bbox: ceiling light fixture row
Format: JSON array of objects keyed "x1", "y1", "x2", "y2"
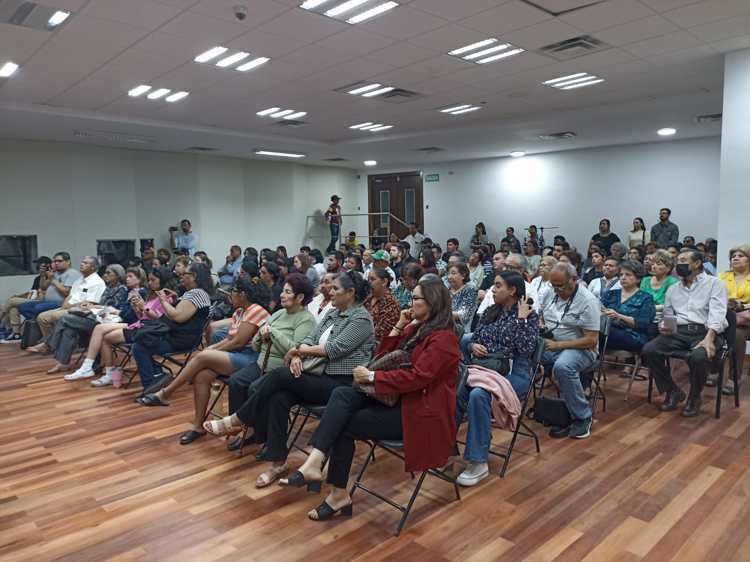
[
  {"x1": 448, "y1": 38, "x2": 525, "y2": 65},
  {"x1": 47, "y1": 10, "x2": 71, "y2": 28},
  {"x1": 349, "y1": 122, "x2": 393, "y2": 132},
  {"x1": 254, "y1": 149, "x2": 306, "y2": 159},
  {"x1": 194, "y1": 46, "x2": 270, "y2": 72},
  {"x1": 128, "y1": 85, "x2": 189, "y2": 103},
  {"x1": 439, "y1": 104, "x2": 481, "y2": 116},
  {"x1": 657, "y1": 127, "x2": 677, "y2": 136},
  {"x1": 0, "y1": 61, "x2": 19, "y2": 78},
  {"x1": 256, "y1": 107, "x2": 308, "y2": 120},
  {"x1": 543, "y1": 72, "x2": 604, "y2": 90},
  {"x1": 300, "y1": 0, "x2": 399, "y2": 24},
  {"x1": 347, "y1": 83, "x2": 395, "y2": 98}
]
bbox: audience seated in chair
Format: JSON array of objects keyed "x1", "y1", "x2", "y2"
[
  {"x1": 364, "y1": 268, "x2": 401, "y2": 342},
  {"x1": 640, "y1": 249, "x2": 678, "y2": 319},
  {"x1": 66, "y1": 267, "x2": 167, "y2": 385},
  {"x1": 294, "y1": 253, "x2": 319, "y2": 289},
  {"x1": 530, "y1": 256, "x2": 557, "y2": 311},
  {"x1": 601, "y1": 260, "x2": 656, "y2": 353},
  {"x1": 587, "y1": 256, "x2": 621, "y2": 300},
  {"x1": 26, "y1": 256, "x2": 104, "y2": 350},
  {"x1": 0, "y1": 256, "x2": 52, "y2": 343},
  {"x1": 447, "y1": 263, "x2": 478, "y2": 333},
  {"x1": 642, "y1": 250, "x2": 728, "y2": 417},
  {"x1": 455, "y1": 271, "x2": 539, "y2": 486},
  {"x1": 307, "y1": 272, "x2": 335, "y2": 324},
  {"x1": 272, "y1": 274, "x2": 461, "y2": 522},
  {"x1": 218, "y1": 245, "x2": 243, "y2": 287},
  {"x1": 260, "y1": 262, "x2": 283, "y2": 313},
  {"x1": 540, "y1": 263, "x2": 601, "y2": 439},
  {"x1": 393, "y1": 263, "x2": 424, "y2": 310},
  {"x1": 203, "y1": 271, "x2": 375, "y2": 490},
  {"x1": 719, "y1": 245, "x2": 750, "y2": 394}
]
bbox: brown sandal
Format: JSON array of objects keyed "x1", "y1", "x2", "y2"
[
  {"x1": 203, "y1": 416, "x2": 244, "y2": 437},
  {"x1": 256, "y1": 464, "x2": 289, "y2": 488}
]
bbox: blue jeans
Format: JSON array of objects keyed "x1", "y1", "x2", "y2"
[
  {"x1": 212, "y1": 327, "x2": 229, "y2": 345},
  {"x1": 327, "y1": 222, "x2": 340, "y2": 253},
  {"x1": 131, "y1": 340, "x2": 176, "y2": 389},
  {"x1": 17, "y1": 300, "x2": 61, "y2": 320},
  {"x1": 460, "y1": 333, "x2": 473, "y2": 363},
  {"x1": 456, "y1": 356, "x2": 532, "y2": 462},
  {"x1": 541, "y1": 348, "x2": 595, "y2": 421}
]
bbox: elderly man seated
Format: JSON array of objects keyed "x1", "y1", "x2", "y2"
[
  {"x1": 540, "y1": 263, "x2": 601, "y2": 439},
  {"x1": 642, "y1": 250, "x2": 728, "y2": 417},
  {"x1": 218, "y1": 245, "x2": 243, "y2": 287},
  {"x1": 26, "y1": 256, "x2": 106, "y2": 352}
]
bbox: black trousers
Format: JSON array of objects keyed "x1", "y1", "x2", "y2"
[
  {"x1": 642, "y1": 327, "x2": 722, "y2": 399},
  {"x1": 47, "y1": 314, "x2": 96, "y2": 365},
  {"x1": 235, "y1": 367, "x2": 352, "y2": 462},
  {"x1": 310, "y1": 386, "x2": 402, "y2": 489},
  {"x1": 227, "y1": 362, "x2": 263, "y2": 414}
]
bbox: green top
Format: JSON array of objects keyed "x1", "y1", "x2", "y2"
[
  {"x1": 251, "y1": 307, "x2": 316, "y2": 371},
  {"x1": 639, "y1": 275, "x2": 678, "y2": 305}
]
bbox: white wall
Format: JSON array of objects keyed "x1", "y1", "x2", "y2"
[
  {"x1": 354, "y1": 136, "x2": 721, "y2": 259},
  {"x1": 0, "y1": 140, "x2": 359, "y2": 300}
]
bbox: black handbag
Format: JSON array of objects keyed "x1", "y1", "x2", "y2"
[
  {"x1": 20, "y1": 320, "x2": 42, "y2": 349},
  {"x1": 471, "y1": 353, "x2": 510, "y2": 375},
  {"x1": 131, "y1": 318, "x2": 171, "y2": 348},
  {"x1": 529, "y1": 396, "x2": 572, "y2": 428}
]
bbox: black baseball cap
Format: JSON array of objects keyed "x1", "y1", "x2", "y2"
[
  {"x1": 34, "y1": 256, "x2": 52, "y2": 265},
  {"x1": 331, "y1": 195, "x2": 341, "y2": 201}
]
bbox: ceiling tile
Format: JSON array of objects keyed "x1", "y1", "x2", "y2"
[
  {"x1": 355, "y1": 5, "x2": 449, "y2": 41},
  {"x1": 449, "y1": 51, "x2": 555, "y2": 84},
  {"x1": 276, "y1": 44, "x2": 359, "y2": 76},
  {"x1": 710, "y1": 33, "x2": 750, "y2": 52},
  {"x1": 293, "y1": 58, "x2": 397, "y2": 92},
  {"x1": 159, "y1": 10, "x2": 249, "y2": 42},
  {"x1": 409, "y1": 0, "x2": 506, "y2": 21},
  {"x1": 189, "y1": 0, "x2": 289, "y2": 25},
  {"x1": 254, "y1": 9, "x2": 348, "y2": 42},
  {"x1": 501, "y1": 18, "x2": 583, "y2": 50},
  {"x1": 37, "y1": 0, "x2": 89, "y2": 9},
  {"x1": 560, "y1": 0, "x2": 657, "y2": 31},
  {"x1": 227, "y1": 30, "x2": 309, "y2": 57},
  {"x1": 639, "y1": 0, "x2": 702, "y2": 11},
  {"x1": 0, "y1": 23, "x2": 49, "y2": 62},
  {"x1": 408, "y1": 23, "x2": 492, "y2": 53},
  {"x1": 623, "y1": 29, "x2": 704, "y2": 56},
  {"x1": 47, "y1": 72, "x2": 130, "y2": 110},
  {"x1": 399, "y1": 55, "x2": 473, "y2": 79},
  {"x1": 595, "y1": 14, "x2": 680, "y2": 46},
  {"x1": 662, "y1": 0, "x2": 750, "y2": 27},
  {"x1": 365, "y1": 42, "x2": 436, "y2": 68},
  {"x1": 525, "y1": 0, "x2": 609, "y2": 14},
  {"x1": 569, "y1": 47, "x2": 639, "y2": 69},
  {"x1": 82, "y1": 0, "x2": 183, "y2": 29},
  {"x1": 99, "y1": 47, "x2": 186, "y2": 81},
  {"x1": 645, "y1": 44, "x2": 720, "y2": 65},
  {"x1": 312, "y1": 28, "x2": 395, "y2": 58},
  {"x1": 460, "y1": 1, "x2": 552, "y2": 35},
  {"x1": 688, "y1": 15, "x2": 750, "y2": 42},
  {"x1": 133, "y1": 31, "x2": 217, "y2": 59}
]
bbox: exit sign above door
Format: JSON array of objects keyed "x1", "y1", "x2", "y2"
[{"x1": 425, "y1": 174, "x2": 439, "y2": 182}]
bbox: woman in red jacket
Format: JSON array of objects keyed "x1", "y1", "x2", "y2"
[{"x1": 278, "y1": 273, "x2": 461, "y2": 521}]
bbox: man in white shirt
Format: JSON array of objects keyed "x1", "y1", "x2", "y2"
[
  {"x1": 307, "y1": 272, "x2": 336, "y2": 324},
  {"x1": 642, "y1": 249, "x2": 728, "y2": 417},
  {"x1": 402, "y1": 223, "x2": 425, "y2": 260},
  {"x1": 29, "y1": 256, "x2": 106, "y2": 348}
]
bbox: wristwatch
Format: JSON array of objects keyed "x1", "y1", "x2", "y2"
[{"x1": 368, "y1": 370, "x2": 375, "y2": 383}]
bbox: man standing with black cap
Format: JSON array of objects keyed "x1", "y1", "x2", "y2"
[{"x1": 325, "y1": 195, "x2": 342, "y2": 253}]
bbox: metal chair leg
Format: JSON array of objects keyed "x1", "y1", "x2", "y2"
[
  {"x1": 350, "y1": 441, "x2": 376, "y2": 497},
  {"x1": 624, "y1": 356, "x2": 642, "y2": 402},
  {"x1": 395, "y1": 471, "x2": 427, "y2": 536}
]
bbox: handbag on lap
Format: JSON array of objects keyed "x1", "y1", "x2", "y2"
[{"x1": 352, "y1": 349, "x2": 411, "y2": 407}]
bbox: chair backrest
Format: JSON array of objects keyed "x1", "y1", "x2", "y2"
[{"x1": 598, "y1": 316, "x2": 611, "y2": 356}]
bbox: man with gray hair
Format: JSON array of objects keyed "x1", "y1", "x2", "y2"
[{"x1": 540, "y1": 262, "x2": 601, "y2": 439}]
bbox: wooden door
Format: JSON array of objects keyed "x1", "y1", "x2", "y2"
[{"x1": 368, "y1": 172, "x2": 423, "y2": 245}]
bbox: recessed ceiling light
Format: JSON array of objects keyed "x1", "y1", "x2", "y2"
[
  {"x1": 216, "y1": 51, "x2": 249, "y2": 68},
  {"x1": 271, "y1": 109, "x2": 295, "y2": 118},
  {"x1": 47, "y1": 10, "x2": 70, "y2": 27},
  {"x1": 543, "y1": 73, "x2": 587, "y2": 85},
  {"x1": 128, "y1": 84, "x2": 151, "y2": 97},
  {"x1": 257, "y1": 107, "x2": 281, "y2": 116},
  {"x1": 439, "y1": 104, "x2": 481, "y2": 116},
  {"x1": 560, "y1": 78, "x2": 604, "y2": 89},
  {"x1": 359, "y1": 123, "x2": 383, "y2": 130},
  {"x1": 284, "y1": 111, "x2": 307, "y2": 120},
  {"x1": 254, "y1": 149, "x2": 306, "y2": 158},
  {"x1": 350, "y1": 122, "x2": 393, "y2": 132},
  {"x1": 448, "y1": 38, "x2": 498, "y2": 56},
  {"x1": 362, "y1": 86, "x2": 395, "y2": 98},
  {"x1": 194, "y1": 46, "x2": 228, "y2": 63},
  {"x1": 348, "y1": 83, "x2": 382, "y2": 95},
  {"x1": 350, "y1": 122, "x2": 374, "y2": 129},
  {"x1": 477, "y1": 48, "x2": 525, "y2": 64},
  {"x1": 300, "y1": 0, "x2": 331, "y2": 8},
  {"x1": 544, "y1": 72, "x2": 604, "y2": 90},
  {"x1": 448, "y1": 38, "x2": 524, "y2": 65},
  {"x1": 347, "y1": 1, "x2": 398, "y2": 23},
  {"x1": 0, "y1": 62, "x2": 19, "y2": 78},
  {"x1": 463, "y1": 43, "x2": 510, "y2": 60},
  {"x1": 364, "y1": 160, "x2": 377, "y2": 167},
  {"x1": 450, "y1": 107, "x2": 481, "y2": 115},
  {"x1": 510, "y1": 151, "x2": 526, "y2": 158},
  {"x1": 147, "y1": 88, "x2": 171, "y2": 100},
  {"x1": 657, "y1": 127, "x2": 677, "y2": 136},
  {"x1": 369, "y1": 125, "x2": 392, "y2": 132},
  {"x1": 326, "y1": 0, "x2": 370, "y2": 17},
  {"x1": 165, "y1": 91, "x2": 189, "y2": 103},
  {"x1": 440, "y1": 104, "x2": 471, "y2": 113},
  {"x1": 236, "y1": 57, "x2": 270, "y2": 72}
]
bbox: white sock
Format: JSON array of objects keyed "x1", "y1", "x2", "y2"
[
  {"x1": 105, "y1": 366, "x2": 114, "y2": 375},
  {"x1": 82, "y1": 358, "x2": 95, "y2": 371}
]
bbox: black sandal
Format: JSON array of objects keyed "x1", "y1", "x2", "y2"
[
  {"x1": 280, "y1": 470, "x2": 322, "y2": 492},
  {"x1": 180, "y1": 430, "x2": 205, "y2": 445},
  {"x1": 309, "y1": 501, "x2": 353, "y2": 521},
  {"x1": 137, "y1": 393, "x2": 169, "y2": 407}
]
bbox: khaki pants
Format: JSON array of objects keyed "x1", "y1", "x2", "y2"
[
  {"x1": 38, "y1": 308, "x2": 67, "y2": 338},
  {"x1": 1, "y1": 296, "x2": 33, "y2": 333}
]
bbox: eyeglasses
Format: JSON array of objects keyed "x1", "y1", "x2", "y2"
[{"x1": 412, "y1": 296, "x2": 425, "y2": 301}]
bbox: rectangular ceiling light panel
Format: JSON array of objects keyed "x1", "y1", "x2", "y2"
[
  {"x1": 438, "y1": 104, "x2": 481, "y2": 116},
  {"x1": 254, "y1": 149, "x2": 306, "y2": 158},
  {"x1": 300, "y1": 0, "x2": 398, "y2": 24},
  {"x1": 448, "y1": 38, "x2": 524, "y2": 65},
  {"x1": 257, "y1": 107, "x2": 308, "y2": 120},
  {"x1": 350, "y1": 122, "x2": 393, "y2": 132},
  {"x1": 0, "y1": 2, "x2": 72, "y2": 32},
  {"x1": 543, "y1": 72, "x2": 604, "y2": 90},
  {"x1": 128, "y1": 85, "x2": 189, "y2": 102},
  {"x1": 195, "y1": 46, "x2": 270, "y2": 72}
]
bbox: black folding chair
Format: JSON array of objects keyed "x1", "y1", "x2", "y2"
[{"x1": 350, "y1": 439, "x2": 461, "y2": 536}]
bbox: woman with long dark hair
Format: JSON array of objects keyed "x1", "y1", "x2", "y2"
[
  {"x1": 419, "y1": 248, "x2": 439, "y2": 276},
  {"x1": 627, "y1": 217, "x2": 650, "y2": 248},
  {"x1": 276, "y1": 273, "x2": 461, "y2": 522}
]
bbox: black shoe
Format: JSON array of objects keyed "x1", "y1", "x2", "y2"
[
  {"x1": 142, "y1": 373, "x2": 170, "y2": 395},
  {"x1": 569, "y1": 417, "x2": 592, "y2": 439},
  {"x1": 681, "y1": 398, "x2": 702, "y2": 417},
  {"x1": 180, "y1": 430, "x2": 206, "y2": 445},
  {"x1": 227, "y1": 433, "x2": 257, "y2": 452},
  {"x1": 137, "y1": 393, "x2": 169, "y2": 407},
  {"x1": 256, "y1": 445, "x2": 270, "y2": 461},
  {"x1": 549, "y1": 425, "x2": 570, "y2": 439},
  {"x1": 308, "y1": 501, "x2": 353, "y2": 521},
  {"x1": 280, "y1": 470, "x2": 323, "y2": 492},
  {"x1": 659, "y1": 388, "x2": 687, "y2": 411}
]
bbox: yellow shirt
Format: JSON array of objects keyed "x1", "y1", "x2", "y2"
[{"x1": 719, "y1": 271, "x2": 750, "y2": 304}]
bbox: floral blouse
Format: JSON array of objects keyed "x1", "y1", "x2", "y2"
[
  {"x1": 364, "y1": 292, "x2": 401, "y2": 340},
  {"x1": 601, "y1": 288, "x2": 656, "y2": 344},
  {"x1": 392, "y1": 284, "x2": 413, "y2": 310},
  {"x1": 472, "y1": 304, "x2": 539, "y2": 358},
  {"x1": 451, "y1": 284, "x2": 478, "y2": 331}
]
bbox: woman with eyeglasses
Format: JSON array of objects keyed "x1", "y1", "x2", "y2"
[{"x1": 203, "y1": 271, "x2": 375, "y2": 489}]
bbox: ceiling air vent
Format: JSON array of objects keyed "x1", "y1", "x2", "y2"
[
  {"x1": 377, "y1": 88, "x2": 422, "y2": 103},
  {"x1": 275, "y1": 119, "x2": 306, "y2": 127},
  {"x1": 538, "y1": 131, "x2": 577, "y2": 140},
  {"x1": 694, "y1": 113, "x2": 722, "y2": 124},
  {"x1": 323, "y1": 157, "x2": 349, "y2": 162},
  {"x1": 539, "y1": 35, "x2": 610, "y2": 61},
  {"x1": 184, "y1": 146, "x2": 217, "y2": 152},
  {"x1": 73, "y1": 129, "x2": 154, "y2": 145},
  {"x1": 415, "y1": 146, "x2": 445, "y2": 153}
]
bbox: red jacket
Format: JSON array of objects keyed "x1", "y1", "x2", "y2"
[{"x1": 374, "y1": 325, "x2": 460, "y2": 472}]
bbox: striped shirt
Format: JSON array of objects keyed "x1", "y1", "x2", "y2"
[
  {"x1": 302, "y1": 303, "x2": 375, "y2": 376},
  {"x1": 228, "y1": 303, "x2": 270, "y2": 338},
  {"x1": 182, "y1": 288, "x2": 211, "y2": 309}
]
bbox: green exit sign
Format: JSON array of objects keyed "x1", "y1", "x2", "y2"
[{"x1": 425, "y1": 174, "x2": 439, "y2": 182}]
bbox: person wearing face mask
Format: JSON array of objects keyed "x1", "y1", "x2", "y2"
[{"x1": 642, "y1": 250, "x2": 728, "y2": 417}]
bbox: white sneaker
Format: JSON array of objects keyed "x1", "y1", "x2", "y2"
[
  {"x1": 456, "y1": 462, "x2": 489, "y2": 487},
  {"x1": 91, "y1": 373, "x2": 113, "y2": 387},
  {"x1": 64, "y1": 368, "x2": 95, "y2": 381}
]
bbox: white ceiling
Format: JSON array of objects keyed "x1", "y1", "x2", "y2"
[{"x1": 0, "y1": 0, "x2": 742, "y2": 167}]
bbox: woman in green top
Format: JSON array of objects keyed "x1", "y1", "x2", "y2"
[
  {"x1": 225, "y1": 273, "x2": 316, "y2": 450},
  {"x1": 639, "y1": 249, "x2": 678, "y2": 315}
]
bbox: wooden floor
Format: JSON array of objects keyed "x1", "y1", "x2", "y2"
[{"x1": 2, "y1": 346, "x2": 750, "y2": 562}]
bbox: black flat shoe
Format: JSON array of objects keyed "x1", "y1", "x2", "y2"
[
  {"x1": 549, "y1": 425, "x2": 570, "y2": 439},
  {"x1": 681, "y1": 398, "x2": 702, "y2": 418},
  {"x1": 659, "y1": 388, "x2": 686, "y2": 411},
  {"x1": 308, "y1": 501, "x2": 353, "y2": 521},
  {"x1": 137, "y1": 393, "x2": 169, "y2": 407},
  {"x1": 256, "y1": 445, "x2": 270, "y2": 461},
  {"x1": 180, "y1": 430, "x2": 206, "y2": 445},
  {"x1": 280, "y1": 470, "x2": 322, "y2": 492}
]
